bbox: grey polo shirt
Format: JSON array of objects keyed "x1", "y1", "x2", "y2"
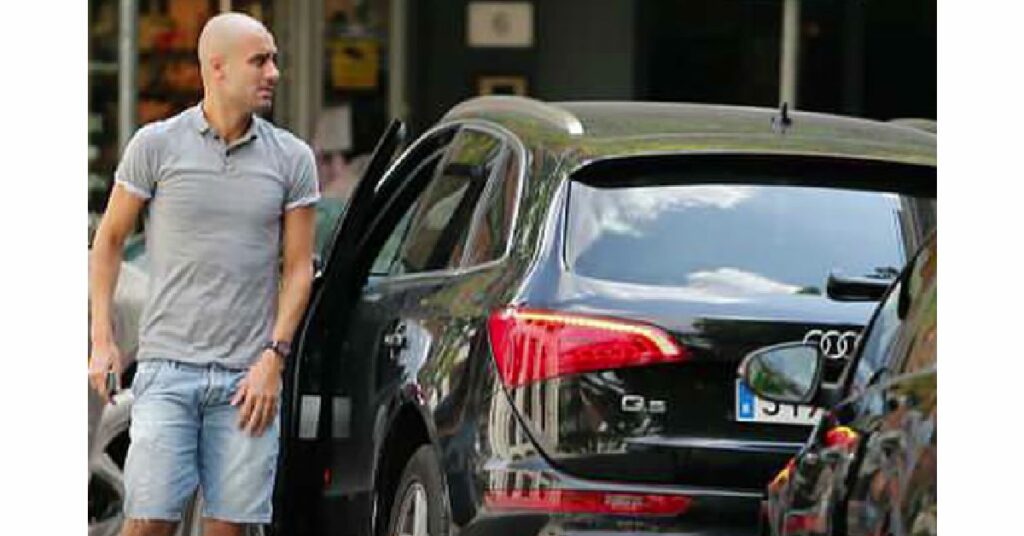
[{"x1": 115, "y1": 104, "x2": 320, "y2": 369}]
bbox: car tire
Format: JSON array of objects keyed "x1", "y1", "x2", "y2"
[
  {"x1": 385, "y1": 445, "x2": 451, "y2": 536},
  {"x1": 88, "y1": 389, "x2": 133, "y2": 536}
]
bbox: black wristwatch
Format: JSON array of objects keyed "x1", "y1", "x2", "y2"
[{"x1": 264, "y1": 340, "x2": 292, "y2": 360}]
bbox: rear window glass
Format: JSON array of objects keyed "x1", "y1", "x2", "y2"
[{"x1": 567, "y1": 181, "x2": 926, "y2": 297}]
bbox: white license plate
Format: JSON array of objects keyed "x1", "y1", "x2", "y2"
[{"x1": 735, "y1": 380, "x2": 820, "y2": 426}]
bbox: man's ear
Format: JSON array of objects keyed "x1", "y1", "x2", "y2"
[{"x1": 210, "y1": 53, "x2": 227, "y2": 80}]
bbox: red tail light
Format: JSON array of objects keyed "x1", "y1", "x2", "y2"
[
  {"x1": 485, "y1": 488, "x2": 693, "y2": 517},
  {"x1": 487, "y1": 307, "x2": 688, "y2": 388}
]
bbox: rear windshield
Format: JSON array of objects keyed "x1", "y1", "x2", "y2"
[{"x1": 567, "y1": 177, "x2": 933, "y2": 297}]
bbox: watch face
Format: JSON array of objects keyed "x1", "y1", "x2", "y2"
[{"x1": 268, "y1": 341, "x2": 291, "y2": 356}]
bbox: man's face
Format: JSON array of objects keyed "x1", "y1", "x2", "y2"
[{"x1": 221, "y1": 29, "x2": 279, "y2": 114}]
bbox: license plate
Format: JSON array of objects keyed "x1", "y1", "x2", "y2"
[{"x1": 735, "y1": 380, "x2": 819, "y2": 426}]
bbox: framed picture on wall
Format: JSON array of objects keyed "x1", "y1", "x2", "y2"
[
  {"x1": 467, "y1": 2, "x2": 534, "y2": 48},
  {"x1": 477, "y1": 75, "x2": 529, "y2": 96}
]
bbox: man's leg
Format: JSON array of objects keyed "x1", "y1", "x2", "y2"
[
  {"x1": 122, "y1": 361, "x2": 202, "y2": 532},
  {"x1": 120, "y1": 519, "x2": 177, "y2": 536},
  {"x1": 202, "y1": 518, "x2": 247, "y2": 536},
  {"x1": 198, "y1": 366, "x2": 280, "y2": 529}
]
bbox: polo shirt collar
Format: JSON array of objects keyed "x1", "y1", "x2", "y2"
[{"x1": 192, "y1": 102, "x2": 259, "y2": 145}]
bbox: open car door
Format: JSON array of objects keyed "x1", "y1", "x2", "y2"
[{"x1": 273, "y1": 119, "x2": 407, "y2": 536}]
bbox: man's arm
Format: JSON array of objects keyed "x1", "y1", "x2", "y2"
[
  {"x1": 271, "y1": 205, "x2": 317, "y2": 347},
  {"x1": 89, "y1": 185, "x2": 147, "y2": 401},
  {"x1": 234, "y1": 205, "x2": 316, "y2": 435}
]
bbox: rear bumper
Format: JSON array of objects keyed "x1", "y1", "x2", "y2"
[
  {"x1": 458, "y1": 507, "x2": 761, "y2": 536},
  {"x1": 553, "y1": 435, "x2": 804, "y2": 492},
  {"x1": 457, "y1": 453, "x2": 764, "y2": 536}
]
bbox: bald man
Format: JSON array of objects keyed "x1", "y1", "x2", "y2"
[{"x1": 89, "y1": 13, "x2": 318, "y2": 536}]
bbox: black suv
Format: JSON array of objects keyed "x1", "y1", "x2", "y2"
[
  {"x1": 276, "y1": 98, "x2": 935, "y2": 535},
  {"x1": 88, "y1": 97, "x2": 936, "y2": 536}
]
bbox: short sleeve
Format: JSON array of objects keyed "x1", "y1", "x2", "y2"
[
  {"x1": 114, "y1": 125, "x2": 160, "y2": 200},
  {"x1": 285, "y1": 143, "x2": 321, "y2": 211}
]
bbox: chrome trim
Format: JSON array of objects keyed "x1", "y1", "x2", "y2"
[
  {"x1": 625, "y1": 436, "x2": 805, "y2": 454},
  {"x1": 372, "y1": 122, "x2": 461, "y2": 196},
  {"x1": 298, "y1": 395, "x2": 321, "y2": 440},
  {"x1": 481, "y1": 458, "x2": 764, "y2": 499}
]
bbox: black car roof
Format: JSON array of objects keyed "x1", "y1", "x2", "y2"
[{"x1": 440, "y1": 97, "x2": 936, "y2": 167}]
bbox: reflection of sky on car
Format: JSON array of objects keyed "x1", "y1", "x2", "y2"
[
  {"x1": 685, "y1": 267, "x2": 801, "y2": 295},
  {"x1": 587, "y1": 185, "x2": 757, "y2": 237},
  {"x1": 569, "y1": 183, "x2": 907, "y2": 295}
]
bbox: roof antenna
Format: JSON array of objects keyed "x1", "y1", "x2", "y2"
[{"x1": 772, "y1": 102, "x2": 793, "y2": 134}]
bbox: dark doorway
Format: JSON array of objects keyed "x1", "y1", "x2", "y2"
[{"x1": 636, "y1": 0, "x2": 782, "y2": 108}]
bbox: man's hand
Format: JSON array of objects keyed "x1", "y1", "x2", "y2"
[
  {"x1": 232, "y1": 349, "x2": 285, "y2": 436},
  {"x1": 89, "y1": 341, "x2": 124, "y2": 403}
]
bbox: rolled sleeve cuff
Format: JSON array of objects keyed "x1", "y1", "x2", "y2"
[
  {"x1": 115, "y1": 179, "x2": 153, "y2": 200},
  {"x1": 285, "y1": 193, "x2": 320, "y2": 211}
]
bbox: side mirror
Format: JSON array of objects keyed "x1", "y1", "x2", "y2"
[{"x1": 739, "y1": 342, "x2": 823, "y2": 405}]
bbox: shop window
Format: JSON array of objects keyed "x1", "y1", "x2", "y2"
[
  {"x1": 88, "y1": 0, "x2": 273, "y2": 243},
  {"x1": 89, "y1": 0, "x2": 122, "y2": 234},
  {"x1": 136, "y1": 1, "x2": 272, "y2": 125},
  {"x1": 315, "y1": 0, "x2": 392, "y2": 213}
]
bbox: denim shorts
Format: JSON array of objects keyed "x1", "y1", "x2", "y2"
[{"x1": 123, "y1": 359, "x2": 280, "y2": 524}]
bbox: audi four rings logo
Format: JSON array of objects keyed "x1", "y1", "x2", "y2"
[{"x1": 803, "y1": 329, "x2": 861, "y2": 360}]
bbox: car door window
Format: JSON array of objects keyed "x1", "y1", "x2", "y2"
[
  {"x1": 369, "y1": 150, "x2": 444, "y2": 276},
  {"x1": 461, "y1": 144, "x2": 520, "y2": 266},
  {"x1": 848, "y1": 280, "x2": 903, "y2": 396},
  {"x1": 892, "y1": 239, "x2": 937, "y2": 375},
  {"x1": 389, "y1": 128, "x2": 505, "y2": 275}
]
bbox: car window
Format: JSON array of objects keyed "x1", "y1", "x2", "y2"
[
  {"x1": 389, "y1": 128, "x2": 504, "y2": 275},
  {"x1": 368, "y1": 148, "x2": 447, "y2": 276},
  {"x1": 845, "y1": 234, "x2": 936, "y2": 397},
  {"x1": 892, "y1": 238, "x2": 937, "y2": 375},
  {"x1": 849, "y1": 280, "x2": 903, "y2": 394},
  {"x1": 461, "y1": 144, "x2": 519, "y2": 266},
  {"x1": 369, "y1": 174, "x2": 430, "y2": 277},
  {"x1": 567, "y1": 181, "x2": 915, "y2": 295}
]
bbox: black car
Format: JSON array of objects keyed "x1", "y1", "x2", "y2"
[
  {"x1": 740, "y1": 233, "x2": 937, "y2": 536},
  {"x1": 88, "y1": 97, "x2": 936, "y2": 536}
]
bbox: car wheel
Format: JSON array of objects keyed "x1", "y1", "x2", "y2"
[
  {"x1": 385, "y1": 445, "x2": 451, "y2": 536},
  {"x1": 88, "y1": 390, "x2": 133, "y2": 536}
]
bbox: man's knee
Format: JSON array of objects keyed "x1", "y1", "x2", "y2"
[{"x1": 120, "y1": 518, "x2": 178, "y2": 536}]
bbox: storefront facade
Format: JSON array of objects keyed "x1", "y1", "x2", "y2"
[{"x1": 88, "y1": 0, "x2": 935, "y2": 240}]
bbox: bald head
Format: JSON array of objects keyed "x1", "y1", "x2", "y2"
[
  {"x1": 198, "y1": 12, "x2": 270, "y2": 70},
  {"x1": 196, "y1": 12, "x2": 279, "y2": 114}
]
